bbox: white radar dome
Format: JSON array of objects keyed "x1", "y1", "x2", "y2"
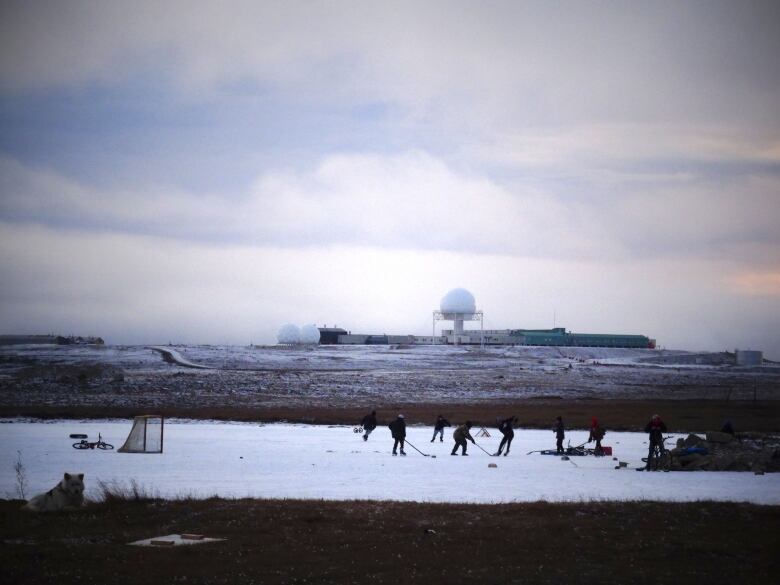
[
  {"x1": 440, "y1": 288, "x2": 476, "y2": 314},
  {"x1": 277, "y1": 323, "x2": 301, "y2": 344},
  {"x1": 299, "y1": 324, "x2": 321, "y2": 345}
]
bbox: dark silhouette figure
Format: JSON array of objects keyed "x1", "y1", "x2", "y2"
[
  {"x1": 451, "y1": 421, "x2": 475, "y2": 456},
  {"x1": 554, "y1": 416, "x2": 565, "y2": 454},
  {"x1": 361, "y1": 410, "x2": 377, "y2": 441},
  {"x1": 389, "y1": 414, "x2": 406, "y2": 456},
  {"x1": 431, "y1": 414, "x2": 451, "y2": 442},
  {"x1": 495, "y1": 416, "x2": 517, "y2": 456}
]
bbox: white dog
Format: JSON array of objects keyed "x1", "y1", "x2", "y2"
[{"x1": 24, "y1": 473, "x2": 85, "y2": 512}]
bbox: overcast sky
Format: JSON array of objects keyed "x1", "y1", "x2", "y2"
[{"x1": 1, "y1": 1, "x2": 779, "y2": 357}]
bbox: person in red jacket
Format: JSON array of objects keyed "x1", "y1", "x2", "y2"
[
  {"x1": 644, "y1": 414, "x2": 667, "y2": 468},
  {"x1": 588, "y1": 417, "x2": 605, "y2": 455}
]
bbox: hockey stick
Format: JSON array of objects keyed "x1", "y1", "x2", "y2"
[
  {"x1": 473, "y1": 441, "x2": 496, "y2": 457},
  {"x1": 405, "y1": 439, "x2": 436, "y2": 458},
  {"x1": 528, "y1": 439, "x2": 588, "y2": 455}
]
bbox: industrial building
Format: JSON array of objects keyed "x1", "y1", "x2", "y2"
[
  {"x1": 0, "y1": 334, "x2": 104, "y2": 346},
  {"x1": 438, "y1": 327, "x2": 655, "y2": 348},
  {"x1": 324, "y1": 327, "x2": 654, "y2": 348},
  {"x1": 312, "y1": 288, "x2": 657, "y2": 349}
]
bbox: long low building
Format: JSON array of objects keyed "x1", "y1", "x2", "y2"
[
  {"x1": 440, "y1": 327, "x2": 655, "y2": 348},
  {"x1": 0, "y1": 334, "x2": 105, "y2": 346},
  {"x1": 321, "y1": 326, "x2": 655, "y2": 348}
]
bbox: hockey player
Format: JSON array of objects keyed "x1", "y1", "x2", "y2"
[
  {"x1": 431, "y1": 414, "x2": 451, "y2": 442},
  {"x1": 451, "y1": 421, "x2": 475, "y2": 456},
  {"x1": 494, "y1": 416, "x2": 517, "y2": 456},
  {"x1": 554, "y1": 416, "x2": 565, "y2": 454},
  {"x1": 388, "y1": 414, "x2": 406, "y2": 456},
  {"x1": 361, "y1": 410, "x2": 377, "y2": 441}
]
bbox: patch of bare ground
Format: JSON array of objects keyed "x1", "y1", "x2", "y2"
[
  {"x1": 1, "y1": 498, "x2": 778, "y2": 585},
  {"x1": 2, "y1": 399, "x2": 779, "y2": 433}
]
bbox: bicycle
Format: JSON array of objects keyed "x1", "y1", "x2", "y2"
[
  {"x1": 641, "y1": 435, "x2": 673, "y2": 471},
  {"x1": 72, "y1": 433, "x2": 114, "y2": 450}
]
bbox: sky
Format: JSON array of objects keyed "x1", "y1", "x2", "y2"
[{"x1": 0, "y1": 1, "x2": 779, "y2": 357}]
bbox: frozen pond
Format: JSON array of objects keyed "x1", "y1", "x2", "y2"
[{"x1": 1, "y1": 420, "x2": 778, "y2": 504}]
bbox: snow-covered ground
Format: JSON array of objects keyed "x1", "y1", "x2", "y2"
[
  {"x1": 2, "y1": 420, "x2": 777, "y2": 504},
  {"x1": 3, "y1": 342, "x2": 769, "y2": 373},
  {"x1": 3, "y1": 344, "x2": 777, "y2": 409}
]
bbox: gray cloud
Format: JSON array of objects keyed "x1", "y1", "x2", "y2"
[
  {"x1": 1, "y1": 1, "x2": 778, "y2": 355},
  {"x1": 3, "y1": 2, "x2": 779, "y2": 125},
  {"x1": 2, "y1": 153, "x2": 779, "y2": 265}
]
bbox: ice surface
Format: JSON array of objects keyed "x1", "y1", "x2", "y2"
[{"x1": 2, "y1": 421, "x2": 777, "y2": 504}]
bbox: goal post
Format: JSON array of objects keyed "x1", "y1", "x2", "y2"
[{"x1": 118, "y1": 415, "x2": 164, "y2": 453}]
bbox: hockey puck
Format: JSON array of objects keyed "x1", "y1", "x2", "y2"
[{"x1": 69, "y1": 433, "x2": 88, "y2": 439}]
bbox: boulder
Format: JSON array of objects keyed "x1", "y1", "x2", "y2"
[
  {"x1": 680, "y1": 434, "x2": 707, "y2": 448},
  {"x1": 683, "y1": 455, "x2": 713, "y2": 470},
  {"x1": 706, "y1": 431, "x2": 735, "y2": 444}
]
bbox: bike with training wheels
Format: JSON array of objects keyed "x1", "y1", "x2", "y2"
[{"x1": 72, "y1": 433, "x2": 114, "y2": 450}]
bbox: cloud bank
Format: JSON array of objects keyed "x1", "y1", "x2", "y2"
[{"x1": 0, "y1": 1, "x2": 778, "y2": 356}]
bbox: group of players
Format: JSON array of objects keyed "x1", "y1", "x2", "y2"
[{"x1": 357, "y1": 410, "x2": 631, "y2": 458}]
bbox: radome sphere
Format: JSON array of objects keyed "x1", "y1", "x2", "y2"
[
  {"x1": 277, "y1": 323, "x2": 301, "y2": 344},
  {"x1": 440, "y1": 288, "x2": 476, "y2": 314},
  {"x1": 300, "y1": 324, "x2": 321, "y2": 345}
]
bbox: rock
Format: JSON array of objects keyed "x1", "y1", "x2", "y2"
[
  {"x1": 681, "y1": 434, "x2": 706, "y2": 448},
  {"x1": 675, "y1": 453, "x2": 704, "y2": 468},
  {"x1": 665, "y1": 432, "x2": 780, "y2": 473},
  {"x1": 706, "y1": 431, "x2": 735, "y2": 444},
  {"x1": 682, "y1": 455, "x2": 713, "y2": 470}
]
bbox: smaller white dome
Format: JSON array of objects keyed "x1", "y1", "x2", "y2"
[
  {"x1": 300, "y1": 324, "x2": 321, "y2": 345},
  {"x1": 277, "y1": 323, "x2": 301, "y2": 344},
  {"x1": 440, "y1": 288, "x2": 476, "y2": 314}
]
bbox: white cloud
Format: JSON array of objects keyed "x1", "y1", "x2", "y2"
[
  {"x1": 2, "y1": 152, "x2": 779, "y2": 266},
  {"x1": 0, "y1": 153, "x2": 577, "y2": 255}
]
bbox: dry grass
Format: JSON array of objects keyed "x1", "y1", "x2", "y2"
[
  {"x1": 2, "y1": 498, "x2": 778, "y2": 584},
  {"x1": 94, "y1": 479, "x2": 159, "y2": 504},
  {"x1": 3, "y1": 399, "x2": 779, "y2": 433}
]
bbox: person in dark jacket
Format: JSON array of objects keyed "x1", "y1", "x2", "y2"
[
  {"x1": 554, "y1": 416, "x2": 565, "y2": 454},
  {"x1": 360, "y1": 410, "x2": 377, "y2": 441},
  {"x1": 451, "y1": 421, "x2": 475, "y2": 456},
  {"x1": 388, "y1": 414, "x2": 406, "y2": 456},
  {"x1": 588, "y1": 416, "x2": 605, "y2": 455},
  {"x1": 644, "y1": 414, "x2": 667, "y2": 468},
  {"x1": 494, "y1": 416, "x2": 517, "y2": 456},
  {"x1": 431, "y1": 414, "x2": 451, "y2": 442}
]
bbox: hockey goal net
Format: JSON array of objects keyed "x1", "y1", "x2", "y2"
[{"x1": 118, "y1": 415, "x2": 164, "y2": 453}]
